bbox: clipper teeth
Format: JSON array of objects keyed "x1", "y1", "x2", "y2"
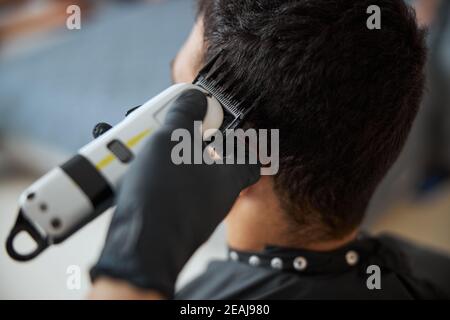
[
  {"x1": 196, "y1": 77, "x2": 242, "y2": 118},
  {"x1": 193, "y1": 49, "x2": 257, "y2": 129}
]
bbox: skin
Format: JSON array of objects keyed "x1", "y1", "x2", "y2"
[
  {"x1": 413, "y1": 0, "x2": 441, "y2": 27},
  {"x1": 89, "y1": 17, "x2": 357, "y2": 299}
]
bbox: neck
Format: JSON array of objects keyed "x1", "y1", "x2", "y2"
[{"x1": 226, "y1": 177, "x2": 358, "y2": 252}]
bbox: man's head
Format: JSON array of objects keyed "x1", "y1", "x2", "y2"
[{"x1": 172, "y1": 0, "x2": 426, "y2": 244}]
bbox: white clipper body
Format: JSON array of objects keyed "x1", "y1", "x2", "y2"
[{"x1": 6, "y1": 83, "x2": 223, "y2": 261}]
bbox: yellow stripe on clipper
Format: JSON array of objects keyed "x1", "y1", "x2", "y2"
[
  {"x1": 96, "y1": 154, "x2": 115, "y2": 170},
  {"x1": 95, "y1": 129, "x2": 152, "y2": 170},
  {"x1": 126, "y1": 129, "x2": 151, "y2": 148}
]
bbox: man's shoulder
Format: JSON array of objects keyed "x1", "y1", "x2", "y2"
[
  {"x1": 176, "y1": 260, "x2": 287, "y2": 299},
  {"x1": 376, "y1": 233, "x2": 450, "y2": 298},
  {"x1": 176, "y1": 235, "x2": 450, "y2": 300}
]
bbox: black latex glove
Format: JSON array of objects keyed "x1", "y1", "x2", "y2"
[{"x1": 90, "y1": 89, "x2": 260, "y2": 298}]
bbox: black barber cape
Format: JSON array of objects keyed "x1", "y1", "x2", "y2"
[{"x1": 176, "y1": 234, "x2": 450, "y2": 299}]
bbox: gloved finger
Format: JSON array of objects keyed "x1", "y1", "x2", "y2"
[
  {"x1": 208, "y1": 130, "x2": 261, "y2": 188},
  {"x1": 221, "y1": 161, "x2": 261, "y2": 191},
  {"x1": 164, "y1": 89, "x2": 207, "y2": 131},
  {"x1": 92, "y1": 122, "x2": 112, "y2": 139}
]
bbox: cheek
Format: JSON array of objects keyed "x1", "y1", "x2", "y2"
[
  {"x1": 173, "y1": 52, "x2": 197, "y2": 83},
  {"x1": 173, "y1": 20, "x2": 204, "y2": 83}
]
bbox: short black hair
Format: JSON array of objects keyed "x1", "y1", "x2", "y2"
[{"x1": 197, "y1": 0, "x2": 427, "y2": 241}]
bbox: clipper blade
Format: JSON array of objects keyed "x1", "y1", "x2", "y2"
[{"x1": 193, "y1": 50, "x2": 257, "y2": 133}]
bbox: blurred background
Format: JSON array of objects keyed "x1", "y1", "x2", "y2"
[{"x1": 0, "y1": 0, "x2": 449, "y2": 299}]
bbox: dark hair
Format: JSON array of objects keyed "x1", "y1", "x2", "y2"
[{"x1": 197, "y1": 0, "x2": 427, "y2": 241}]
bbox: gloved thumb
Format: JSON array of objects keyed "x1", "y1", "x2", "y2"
[{"x1": 164, "y1": 89, "x2": 207, "y2": 131}]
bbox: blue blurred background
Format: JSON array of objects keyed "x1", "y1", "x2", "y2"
[{"x1": 0, "y1": 0, "x2": 194, "y2": 152}]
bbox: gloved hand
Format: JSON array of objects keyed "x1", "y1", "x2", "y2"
[{"x1": 90, "y1": 89, "x2": 260, "y2": 298}]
